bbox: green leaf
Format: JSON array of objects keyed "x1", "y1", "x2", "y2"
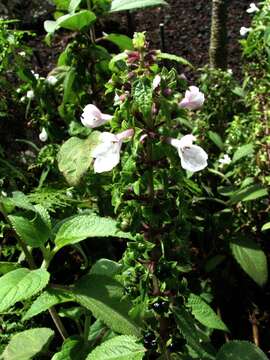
[
  {"x1": 187, "y1": 294, "x2": 228, "y2": 331},
  {"x1": 0, "y1": 262, "x2": 21, "y2": 275},
  {"x1": 133, "y1": 78, "x2": 153, "y2": 118},
  {"x1": 216, "y1": 340, "x2": 268, "y2": 360},
  {"x1": 262, "y1": 222, "x2": 270, "y2": 231},
  {"x1": 23, "y1": 288, "x2": 74, "y2": 321},
  {"x1": 2, "y1": 328, "x2": 54, "y2": 360},
  {"x1": 232, "y1": 144, "x2": 253, "y2": 163},
  {"x1": 103, "y1": 33, "x2": 134, "y2": 51},
  {"x1": 58, "y1": 133, "x2": 100, "y2": 186},
  {"x1": 0, "y1": 268, "x2": 50, "y2": 312},
  {"x1": 208, "y1": 131, "x2": 224, "y2": 151},
  {"x1": 86, "y1": 335, "x2": 145, "y2": 360},
  {"x1": 2, "y1": 191, "x2": 36, "y2": 212},
  {"x1": 54, "y1": 214, "x2": 134, "y2": 251},
  {"x1": 231, "y1": 238, "x2": 268, "y2": 287},
  {"x1": 52, "y1": 336, "x2": 88, "y2": 360},
  {"x1": 174, "y1": 307, "x2": 215, "y2": 360},
  {"x1": 90, "y1": 258, "x2": 122, "y2": 277},
  {"x1": 68, "y1": 0, "x2": 82, "y2": 13},
  {"x1": 63, "y1": 67, "x2": 76, "y2": 104},
  {"x1": 44, "y1": 20, "x2": 58, "y2": 34},
  {"x1": 74, "y1": 274, "x2": 141, "y2": 337},
  {"x1": 57, "y1": 10, "x2": 96, "y2": 31},
  {"x1": 8, "y1": 214, "x2": 50, "y2": 248},
  {"x1": 157, "y1": 52, "x2": 193, "y2": 68},
  {"x1": 110, "y1": 0, "x2": 167, "y2": 12},
  {"x1": 228, "y1": 185, "x2": 268, "y2": 204}
]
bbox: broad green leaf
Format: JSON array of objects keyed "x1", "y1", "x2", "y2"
[
  {"x1": 63, "y1": 67, "x2": 76, "y2": 104},
  {"x1": 157, "y1": 52, "x2": 193, "y2": 68},
  {"x1": 51, "y1": 336, "x2": 87, "y2": 360},
  {"x1": 232, "y1": 143, "x2": 253, "y2": 162},
  {"x1": 103, "y1": 33, "x2": 134, "y2": 51},
  {"x1": 208, "y1": 131, "x2": 224, "y2": 151},
  {"x1": 54, "y1": 214, "x2": 134, "y2": 251},
  {"x1": 262, "y1": 222, "x2": 270, "y2": 231},
  {"x1": 231, "y1": 238, "x2": 268, "y2": 286},
  {"x1": 23, "y1": 288, "x2": 74, "y2": 321},
  {"x1": 110, "y1": 0, "x2": 167, "y2": 12},
  {"x1": 0, "y1": 262, "x2": 21, "y2": 275},
  {"x1": 86, "y1": 335, "x2": 145, "y2": 360},
  {"x1": 8, "y1": 214, "x2": 50, "y2": 248},
  {"x1": 2, "y1": 191, "x2": 35, "y2": 212},
  {"x1": 2, "y1": 328, "x2": 54, "y2": 360},
  {"x1": 58, "y1": 133, "x2": 100, "y2": 186},
  {"x1": 74, "y1": 274, "x2": 141, "y2": 337},
  {"x1": 228, "y1": 185, "x2": 268, "y2": 204},
  {"x1": 57, "y1": 10, "x2": 96, "y2": 31},
  {"x1": 69, "y1": 0, "x2": 82, "y2": 13},
  {"x1": 174, "y1": 307, "x2": 215, "y2": 360},
  {"x1": 0, "y1": 268, "x2": 50, "y2": 312},
  {"x1": 187, "y1": 294, "x2": 228, "y2": 331},
  {"x1": 90, "y1": 258, "x2": 122, "y2": 277},
  {"x1": 44, "y1": 20, "x2": 58, "y2": 34},
  {"x1": 216, "y1": 340, "x2": 268, "y2": 360}
]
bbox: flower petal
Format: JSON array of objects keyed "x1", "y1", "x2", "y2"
[
  {"x1": 179, "y1": 144, "x2": 208, "y2": 172},
  {"x1": 93, "y1": 151, "x2": 120, "y2": 173}
]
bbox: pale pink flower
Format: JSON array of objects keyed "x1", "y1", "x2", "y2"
[
  {"x1": 92, "y1": 129, "x2": 134, "y2": 173},
  {"x1": 179, "y1": 86, "x2": 205, "y2": 110},
  {"x1": 81, "y1": 104, "x2": 112, "y2": 128},
  {"x1": 168, "y1": 134, "x2": 208, "y2": 172}
]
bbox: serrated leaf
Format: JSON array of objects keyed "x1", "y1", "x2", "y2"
[
  {"x1": 110, "y1": 0, "x2": 167, "y2": 12},
  {"x1": 133, "y1": 78, "x2": 153, "y2": 118},
  {"x1": 52, "y1": 336, "x2": 88, "y2": 360},
  {"x1": 90, "y1": 258, "x2": 122, "y2": 277},
  {"x1": 86, "y1": 335, "x2": 145, "y2": 360},
  {"x1": 157, "y1": 52, "x2": 193, "y2": 68},
  {"x1": 216, "y1": 340, "x2": 268, "y2": 360},
  {"x1": 2, "y1": 328, "x2": 54, "y2": 360},
  {"x1": 74, "y1": 274, "x2": 141, "y2": 337},
  {"x1": 187, "y1": 294, "x2": 228, "y2": 331},
  {"x1": 0, "y1": 268, "x2": 50, "y2": 312},
  {"x1": 58, "y1": 133, "x2": 100, "y2": 186},
  {"x1": 54, "y1": 214, "x2": 134, "y2": 251},
  {"x1": 23, "y1": 288, "x2": 74, "y2": 321},
  {"x1": 2, "y1": 191, "x2": 35, "y2": 212},
  {"x1": 173, "y1": 307, "x2": 215, "y2": 360},
  {"x1": 57, "y1": 10, "x2": 96, "y2": 31},
  {"x1": 232, "y1": 144, "x2": 253, "y2": 162},
  {"x1": 8, "y1": 214, "x2": 50, "y2": 248},
  {"x1": 262, "y1": 222, "x2": 270, "y2": 231},
  {"x1": 231, "y1": 238, "x2": 268, "y2": 286}
]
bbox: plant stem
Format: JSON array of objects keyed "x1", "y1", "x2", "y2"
[{"x1": 49, "y1": 308, "x2": 68, "y2": 340}]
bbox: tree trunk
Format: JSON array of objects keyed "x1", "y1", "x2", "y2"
[{"x1": 209, "y1": 0, "x2": 228, "y2": 69}]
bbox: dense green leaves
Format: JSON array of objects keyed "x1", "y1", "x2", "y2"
[
  {"x1": 0, "y1": 268, "x2": 50, "y2": 312},
  {"x1": 110, "y1": 0, "x2": 167, "y2": 12},
  {"x1": 58, "y1": 133, "x2": 100, "y2": 185},
  {"x1": 216, "y1": 341, "x2": 268, "y2": 360},
  {"x1": 86, "y1": 335, "x2": 145, "y2": 360},
  {"x1": 23, "y1": 288, "x2": 74, "y2": 321},
  {"x1": 231, "y1": 238, "x2": 268, "y2": 286},
  {"x1": 187, "y1": 294, "x2": 228, "y2": 331},
  {"x1": 2, "y1": 328, "x2": 54, "y2": 360},
  {"x1": 74, "y1": 273, "x2": 141, "y2": 336},
  {"x1": 54, "y1": 213, "x2": 134, "y2": 251}
]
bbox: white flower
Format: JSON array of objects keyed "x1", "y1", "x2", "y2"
[
  {"x1": 218, "y1": 154, "x2": 231, "y2": 165},
  {"x1": 81, "y1": 104, "x2": 112, "y2": 128},
  {"x1": 247, "y1": 3, "x2": 259, "y2": 13},
  {"x1": 240, "y1": 27, "x2": 251, "y2": 36},
  {"x1": 46, "y1": 75, "x2": 58, "y2": 86},
  {"x1": 153, "y1": 75, "x2": 161, "y2": 90},
  {"x1": 39, "y1": 128, "x2": 48, "y2": 142},
  {"x1": 179, "y1": 86, "x2": 205, "y2": 110},
  {"x1": 31, "y1": 70, "x2": 39, "y2": 79},
  {"x1": 92, "y1": 129, "x2": 134, "y2": 173},
  {"x1": 168, "y1": 134, "x2": 208, "y2": 172},
  {"x1": 227, "y1": 69, "x2": 233, "y2": 75},
  {"x1": 26, "y1": 90, "x2": 34, "y2": 99},
  {"x1": 20, "y1": 96, "x2": 26, "y2": 102},
  {"x1": 18, "y1": 51, "x2": 26, "y2": 57}
]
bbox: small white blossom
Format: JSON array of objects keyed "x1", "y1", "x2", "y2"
[
  {"x1": 227, "y1": 69, "x2": 233, "y2": 75},
  {"x1": 26, "y1": 90, "x2": 34, "y2": 99},
  {"x1": 92, "y1": 129, "x2": 134, "y2": 173},
  {"x1": 219, "y1": 154, "x2": 231, "y2": 165},
  {"x1": 1, "y1": 191, "x2": 7, "y2": 197},
  {"x1": 179, "y1": 86, "x2": 205, "y2": 110},
  {"x1": 153, "y1": 75, "x2": 161, "y2": 90},
  {"x1": 240, "y1": 27, "x2": 251, "y2": 36},
  {"x1": 18, "y1": 51, "x2": 26, "y2": 56},
  {"x1": 20, "y1": 96, "x2": 26, "y2": 102},
  {"x1": 16, "y1": 88, "x2": 22, "y2": 93},
  {"x1": 39, "y1": 128, "x2": 48, "y2": 142},
  {"x1": 81, "y1": 104, "x2": 112, "y2": 128},
  {"x1": 247, "y1": 3, "x2": 259, "y2": 13},
  {"x1": 168, "y1": 134, "x2": 208, "y2": 172},
  {"x1": 46, "y1": 75, "x2": 58, "y2": 86}
]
